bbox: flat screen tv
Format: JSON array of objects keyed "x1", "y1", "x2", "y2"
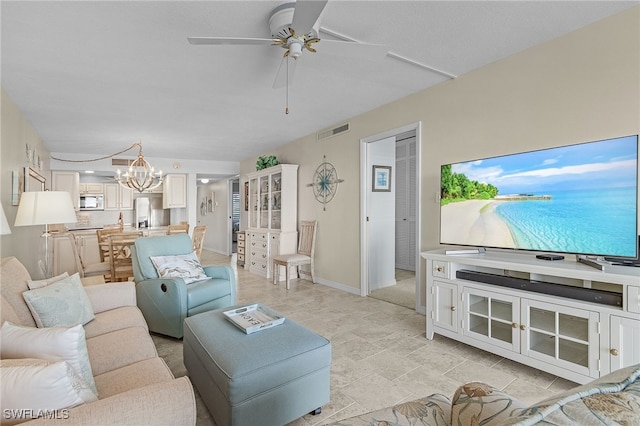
[{"x1": 439, "y1": 135, "x2": 639, "y2": 258}]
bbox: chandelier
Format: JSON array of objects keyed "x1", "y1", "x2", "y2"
[{"x1": 115, "y1": 142, "x2": 164, "y2": 193}]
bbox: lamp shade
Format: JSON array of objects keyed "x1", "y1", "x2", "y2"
[
  {"x1": 15, "y1": 191, "x2": 77, "y2": 226},
  {"x1": 0, "y1": 204, "x2": 11, "y2": 235}
]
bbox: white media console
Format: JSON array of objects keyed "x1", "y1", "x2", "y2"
[{"x1": 422, "y1": 249, "x2": 640, "y2": 384}]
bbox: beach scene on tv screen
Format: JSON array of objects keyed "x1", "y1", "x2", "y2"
[{"x1": 440, "y1": 136, "x2": 638, "y2": 257}]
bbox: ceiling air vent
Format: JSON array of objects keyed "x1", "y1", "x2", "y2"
[
  {"x1": 317, "y1": 122, "x2": 350, "y2": 142},
  {"x1": 112, "y1": 158, "x2": 134, "y2": 167}
]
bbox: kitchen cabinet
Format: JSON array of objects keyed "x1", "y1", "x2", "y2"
[
  {"x1": 79, "y1": 183, "x2": 104, "y2": 194},
  {"x1": 104, "y1": 183, "x2": 133, "y2": 210},
  {"x1": 52, "y1": 171, "x2": 80, "y2": 210},
  {"x1": 163, "y1": 174, "x2": 187, "y2": 208},
  {"x1": 246, "y1": 164, "x2": 298, "y2": 279},
  {"x1": 52, "y1": 232, "x2": 100, "y2": 276},
  {"x1": 423, "y1": 249, "x2": 640, "y2": 384}
]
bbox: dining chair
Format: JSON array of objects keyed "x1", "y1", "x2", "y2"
[
  {"x1": 272, "y1": 220, "x2": 317, "y2": 290},
  {"x1": 167, "y1": 223, "x2": 189, "y2": 235},
  {"x1": 108, "y1": 231, "x2": 143, "y2": 282},
  {"x1": 96, "y1": 227, "x2": 124, "y2": 262},
  {"x1": 68, "y1": 233, "x2": 111, "y2": 280},
  {"x1": 192, "y1": 225, "x2": 208, "y2": 259}
]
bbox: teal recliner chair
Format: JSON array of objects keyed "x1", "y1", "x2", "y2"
[{"x1": 131, "y1": 234, "x2": 236, "y2": 338}]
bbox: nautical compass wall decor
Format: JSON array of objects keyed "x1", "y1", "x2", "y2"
[{"x1": 307, "y1": 156, "x2": 344, "y2": 211}]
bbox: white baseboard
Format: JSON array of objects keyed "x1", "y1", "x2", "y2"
[{"x1": 315, "y1": 277, "x2": 361, "y2": 296}]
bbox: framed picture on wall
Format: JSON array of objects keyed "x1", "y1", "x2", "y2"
[
  {"x1": 25, "y1": 167, "x2": 46, "y2": 192},
  {"x1": 372, "y1": 165, "x2": 392, "y2": 192}
]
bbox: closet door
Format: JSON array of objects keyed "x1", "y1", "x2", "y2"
[{"x1": 395, "y1": 132, "x2": 416, "y2": 271}]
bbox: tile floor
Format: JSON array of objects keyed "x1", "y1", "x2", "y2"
[{"x1": 154, "y1": 250, "x2": 578, "y2": 426}]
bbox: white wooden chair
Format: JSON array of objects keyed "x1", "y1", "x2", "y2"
[
  {"x1": 69, "y1": 233, "x2": 111, "y2": 280},
  {"x1": 272, "y1": 220, "x2": 317, "y2": 290},
  {"x1": 192, "y1": 225, "x2": 207, "y2": 259}
]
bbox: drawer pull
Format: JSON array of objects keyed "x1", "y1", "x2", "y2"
[
  {"x1": 436, "y1": 266, "x2": 445, "y2": 273},
  {"x1": 450, "y1": 306, "x2": 456, "y2": 311},
  {"x1": 610, "y1": 349, "x2": 619, "y2": 356}
]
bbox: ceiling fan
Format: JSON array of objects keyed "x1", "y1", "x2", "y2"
[{"x1": 187, "y1": 0, "x2": 386, "y2": 111}]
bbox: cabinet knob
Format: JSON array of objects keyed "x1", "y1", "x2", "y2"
[
  {"x1": 512, "y1": 323, "x2": 517, "y2": 329},
  {"x1": 610, "y1": 349, "x2": 619, "y2": 356},
  {"x1": 519, "y1": 325, "x2": 526, "y2": 331},
  {"x1": 436, "y1": 266, "x2": 444, "y2": 273},
  {"x1": 450, "y1": 306, "x2": 456, "y2": 311}
]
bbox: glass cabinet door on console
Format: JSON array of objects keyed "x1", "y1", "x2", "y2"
[
  {"x1": 522, "y1": 299, "x2": 599, "y2": 378},
  {"x1": 463, "y1": 288, "x2": 520, "y2": 353}
]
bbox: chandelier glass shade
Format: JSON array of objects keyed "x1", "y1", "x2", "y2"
[{"x1": 115, "y1": 143, "x2": 164, "y2": 193}]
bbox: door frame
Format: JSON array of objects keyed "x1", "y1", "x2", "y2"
[{"x1": 360, "y1": 122, "x2": 423, "y2": 311}]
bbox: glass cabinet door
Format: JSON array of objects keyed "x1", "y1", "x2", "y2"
[
  {"x1": 249, "y1": 177, "x2": 259, "y2": 228},
  {"x1": 270, "y1": 172, "x2": 281, "y2": 230},
  {"x1": 463, "y1": 288, "x2": 520, "y2": 352},
  {"x1": 523, "y1": 299, "x2": 599, "y2": 378},
  {"x1": 259, "y1": 175, "x2": 269, "y2": 229}
]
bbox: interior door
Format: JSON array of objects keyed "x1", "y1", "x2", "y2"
[
  {"x1": 395, "y1": 131, "x2": 417, "y2": 271},
  {"x1": 367, "y1": 136, "x2": 396, "y2": 292}
]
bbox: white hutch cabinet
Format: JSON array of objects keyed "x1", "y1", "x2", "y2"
[
  {"x1": 246, "y1": 164, "x2": 298, "y2": 279},
  {"x1": 423, "y1": 249, "x2": 640, "y2": 384}
]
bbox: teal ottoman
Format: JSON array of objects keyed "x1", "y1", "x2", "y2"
[{"x1": 183, "y1": 304, "x2": 331, "y2": 426}]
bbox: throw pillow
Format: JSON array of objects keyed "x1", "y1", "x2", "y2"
[
  {"x1": 27, "y1": 271, "x2": 70, "y2": 290},
  {"x1": 0, "y1": 322, "x2": 98, "y2": 397},
  {"x1": 150, "y1": 252, "x2": 208, "y2": 284},
  {"x1": 22, "y1": 273, "x2": 95, "y2": 328},
  {"x1": 0, "y1": 358, "x2": 97, "y2": 425}
]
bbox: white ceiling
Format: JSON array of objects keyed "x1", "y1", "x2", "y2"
[{"x1": 2, "y1": 1, "x2": 638, "y2": 166}]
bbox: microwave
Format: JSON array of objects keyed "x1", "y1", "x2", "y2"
[{"x1": 79, "y1": 194, "x2": 104, "y2": 211}]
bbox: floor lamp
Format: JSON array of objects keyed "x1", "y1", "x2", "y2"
[{"x1": 15, "y1": 191, "x2": 77, "y2": 278}]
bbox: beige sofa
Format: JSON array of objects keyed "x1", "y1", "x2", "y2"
[
  {"x1": 0, "y1": 256, "x2": 196, "y2": 425},
  {"x1": 332, "y1": 363, "x2": 640, "y2": 425}
]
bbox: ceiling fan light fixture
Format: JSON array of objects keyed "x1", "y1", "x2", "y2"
[{"x1": 288, "y1": 40, "x2": 303, "y2": 58}]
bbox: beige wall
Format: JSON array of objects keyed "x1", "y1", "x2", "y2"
[
  {"x1": 240, "y1": 7, "x2": 640, "y2": 298},
  {"x1": 1, "y1": 89, "x2": 55, "y2": 278}
]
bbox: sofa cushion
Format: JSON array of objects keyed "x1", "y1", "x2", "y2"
[
  {"x1": 86, "y1": 326, "x2": 158, "y2": 376},
  {"x1": 93, "y1": 357, "x2": 175, "y2": 399},
  {"x1": 0, "y1": 257, "x2": 37, "y2": 327},
  {"x1": 150, "y1": 252, "x2": 208, "y2": 284},
  {"x1": 27, "y1": 271, "x2": 69, "y2": 290},
  {"x1": 83, "y1": 306, "x2": 148, "y2": 339},
  {"x1": 22, "y1": 273, "x2": 95, "y2": 328},
  {"x1": 0, "y1": 358, "x2": 97, "y2": 425},
  {"x1": 503, "y1": 365, "x2": 640, "y2": 425},
  {"x1": 0, "y1": 322, "x2": 97, "y2": 398},
  {"x1": 450, "y1": 382, "x2": 529, "y2": 426}
]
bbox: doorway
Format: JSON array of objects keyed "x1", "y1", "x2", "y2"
[
  {"x1": 228, "y1": 178, "x2": 240, "y2": 255},
  {"x1": 360, "y1": 123, "x2": 421, "y2": 310}
]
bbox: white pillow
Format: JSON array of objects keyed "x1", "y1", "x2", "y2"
[
  {"x1": 0, "y1": 358, "x2": 97, "y2": 425},
  {"x1": 27, "y1": 271, "x2": 70, "y2": 290},
  {"x1": 150, "y1": 252, "x2": 208, "y2": 284},
  {"x1": 0, "y1": 322, "x2": 98, "y2": 398},
  {"x1": 22, "y1": 273, "x2": 95, "y2": 328}
]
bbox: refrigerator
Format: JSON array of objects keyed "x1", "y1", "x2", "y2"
[{"x1": 135, "y1": 195, "x2": 170, "y2": 228}]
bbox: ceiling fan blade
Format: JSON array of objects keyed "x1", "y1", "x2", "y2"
[
  {"x1": 316, "y1": 39, "x2": 388, "y2": 61},
  {"x1": 291, "y1": 0, "x2": 328, "y2": 33},
  {"x1": 187, "y1": 37, "x2": 276, "y2": 45},
  {"x1": 273, "y1": 56, "x2": 298, "y2": 89}
]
